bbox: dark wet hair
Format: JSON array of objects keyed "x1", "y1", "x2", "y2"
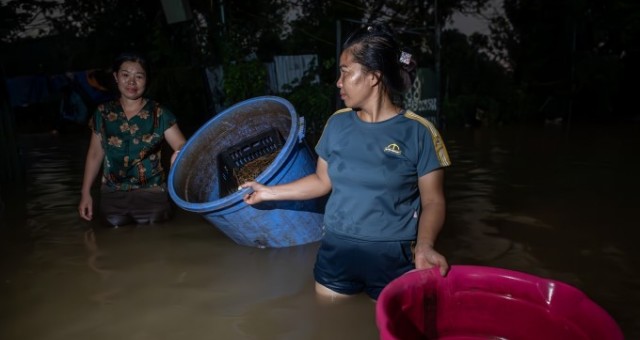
[
  {"x1": 342, "y1": 23, "x2": 417, "y2": 105},
  {"x1": 112, "y1": 51, "x2": 150, "y2": 78}
]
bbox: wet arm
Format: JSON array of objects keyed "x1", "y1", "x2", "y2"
[
  {"x1": 241, "y1": 157, "x2": 332, "y2": 204},
  {"x1": 81, "y1": 133, "x2": 105, "y2": 195},
  {"x1": 164, "y1": 124, "x2": 186, "y2": 166},
  {"x1": 79, "y1": 133, "x2": 104, "y2": 220},
  {"x1": 414, "y1": 168, "x2": 449, "y2": 275}
]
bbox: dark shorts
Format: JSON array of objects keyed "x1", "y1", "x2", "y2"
[
  {"x1": 99, "y1": 186, "x2": 173, "y2": 227},
  {"x1": 313, "y1": 231, "x2": 415, "y2": 300}
]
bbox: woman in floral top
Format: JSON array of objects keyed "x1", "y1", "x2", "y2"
[{"x1": 78, "y1": 52, "x2": 186, "y2": 227}]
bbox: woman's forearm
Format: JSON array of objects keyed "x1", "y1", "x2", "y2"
[{"x1": 81, "y1": 134, "x2": 105, "y2": 195}]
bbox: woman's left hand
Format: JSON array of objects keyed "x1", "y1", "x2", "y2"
[
  {"x1": 164, "y1": 124, "x2": 186, "y2": 168},
  {"x1": 170, "y1": 149, "x2": 180, "y2": 167},
  {"x1": 414, "y1": 243, "x2": 449, "y2": 276}
]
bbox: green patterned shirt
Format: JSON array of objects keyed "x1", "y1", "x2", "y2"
[{"x1": 89, "y1": 98, "x2": 177, "y2": 191}]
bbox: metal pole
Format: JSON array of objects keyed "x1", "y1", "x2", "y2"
[
  {"x1": 336, "y1": 19, "x2": 342, "y2": 110},
  {"x1": 218, "y1": 0, "x2": 226, "y2": 35},
  {"x1": 434, "y1": 0, "x2": 442, "y2": 129},
  {"x1": 567, "y1": 15, "x2": 576, "y2": 131}
]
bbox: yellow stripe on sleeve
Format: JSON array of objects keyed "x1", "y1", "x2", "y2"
[{"x1": 404, "y1": 111, "x2": 451, "y2": 167}]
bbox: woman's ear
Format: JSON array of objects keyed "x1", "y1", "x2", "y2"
[{"x1": 368, "y1": 71, "x2": 381, "y2": 87}]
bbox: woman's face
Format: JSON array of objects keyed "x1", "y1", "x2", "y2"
[
  {"x1": 336, "y1": 50, "x2": 377, "y2": 109},
  {"x1": 114, "y1": 61, "x2": 147, "y2": 100}
]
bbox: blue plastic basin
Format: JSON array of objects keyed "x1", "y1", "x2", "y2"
[{"x1": 168, "y1": 96, "x2": 325, "y2": 248}]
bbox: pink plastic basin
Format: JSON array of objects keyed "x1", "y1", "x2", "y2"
[{"x1": 376, "y1": 265, "x2": 623, "y2": 340}]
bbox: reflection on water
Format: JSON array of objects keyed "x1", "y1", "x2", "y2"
[
  {"x1": 443, "y1": 125, "x2": 640, "y2": 339},
  {"x1": 1, "y1": 124, "x2": 639, "y2": 339}
]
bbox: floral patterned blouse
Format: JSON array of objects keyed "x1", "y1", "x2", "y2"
[{"x1": 89, "y1": 98, "x2": 177, "y2": 191}]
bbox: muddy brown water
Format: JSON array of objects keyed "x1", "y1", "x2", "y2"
[{"x1": 1, "y1": 123, "x2": 638, "y2": 339}]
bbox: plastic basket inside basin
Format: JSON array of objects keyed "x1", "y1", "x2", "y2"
[{"x1": 218, "y1": 128, "x2": 284, "y2": 197}]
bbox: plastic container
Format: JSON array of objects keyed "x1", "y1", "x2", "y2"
[
  {"x1": 217, "y1": 128, "x2": 285, "y2": 197},
  {"x1": 168, "y1": 96, "x2": 325, "y2": 248},
  {"x1": 376, "y1": 265, "x2": 624, "y2": 340}
]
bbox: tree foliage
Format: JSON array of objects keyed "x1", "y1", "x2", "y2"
[
  {"x1": 6, "y1": 0, "x2": 635, "y2": 128},
  {"x1": 488, "y1": 0, "x2": 640, "y2": 122}
]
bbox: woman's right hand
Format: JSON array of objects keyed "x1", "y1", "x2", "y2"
[
  {"x1": 240, "y1": 162, "x2": 331, "y2": 204},
  {"x1": 79, "y1": 193, "x2": 94, "y2": 221},
  {"x1": 240, "y1": 181, "x2": 275, "y2": 205}
]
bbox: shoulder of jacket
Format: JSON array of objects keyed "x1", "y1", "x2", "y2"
[
  {"x1": 97, "y1": 100, "x2": 115, "y2": 113},
  {"x1": 327, "y1": 107, "x2": 353, "y2": 120},
  {"x1": 335, "y1": 107, "x2": 352, "y2": 113},
  {"x1": 403, "y1": 110, "x2": 440, "y2": 133},
  {"x1": 142, "y1": 98, "x2": 163, "y2": 113}
]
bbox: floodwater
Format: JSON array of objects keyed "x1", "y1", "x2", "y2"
[{"x1": 1, "y1": 123, "x2": 638, "y2": 339}]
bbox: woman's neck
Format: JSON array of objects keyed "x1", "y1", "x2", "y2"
[
  {"x1": 120, "y1": 96, "x2": 146, "y2": 119},
  {"x1": 356, "y1": 97, "x2": 401, "y2": 123}
]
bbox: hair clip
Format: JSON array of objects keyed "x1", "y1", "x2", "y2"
[{"x1": 399, "y1": 51, "x2": 411, "y2": 65}]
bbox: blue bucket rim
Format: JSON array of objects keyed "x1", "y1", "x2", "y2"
[{"x1": 168, "y1": 96, "x2": 301, "y2": 213}]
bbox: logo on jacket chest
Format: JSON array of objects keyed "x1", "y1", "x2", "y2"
[{"x1": 383, "y1": 143, "x2": 402, "y2": 156}]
